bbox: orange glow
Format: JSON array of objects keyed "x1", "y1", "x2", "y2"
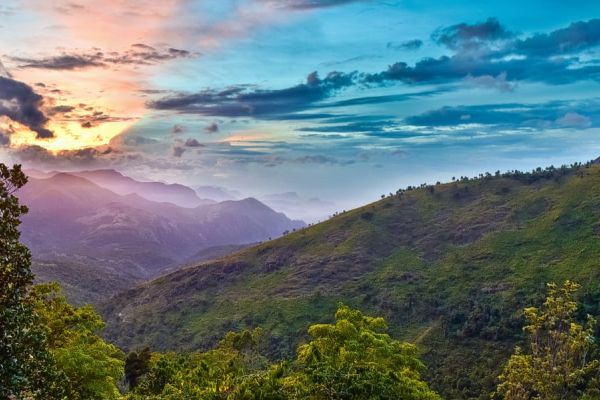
[{"x1": 5, "y1": 117, "x2": 135, "y2": 152}]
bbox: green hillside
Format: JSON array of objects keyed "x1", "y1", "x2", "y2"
[{"x1": 102, "y1": 161, "x2": 600, "y2": 399}]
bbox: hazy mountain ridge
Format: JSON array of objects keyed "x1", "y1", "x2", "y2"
[
  {"x1": 64, "y1": 169, "x2": 215, "y2": 208},
  {"x1": 101, "y1": 162, "x2": 600, "y2": 399},
  {"x1": 19, "y1": 171, "x2": 305, "y2": 303}
]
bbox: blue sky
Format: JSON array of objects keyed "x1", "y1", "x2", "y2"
[{"x1": 1, "y1": 0, "x2": 600, "y2": 220}]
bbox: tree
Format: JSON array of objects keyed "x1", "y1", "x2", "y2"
[
  {"x1": 288, "y1": 305, "x2": 441, "y2": 400},
  {"x1": 30, "y1": 283, "x2": 125, "y2": 400},
  {"x1": 132, "y1": 328, "x2": 267, "y2": 399},
  {"x1": 496, "y1": 281, "x2": 600, "y2": 399},
  {"x1": 0, "y1": 164, "x2": 62, "y2": 399},
  {"x1": 126, "y1": 347, "x2": 152, "y2": 390}
]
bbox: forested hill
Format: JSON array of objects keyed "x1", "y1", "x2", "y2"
[{"x1": 102, "y1": 161, "x2": 600, "y2": 399}]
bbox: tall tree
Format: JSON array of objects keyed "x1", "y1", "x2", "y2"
[
  {"x1": 497, "y1": 281, "x2": 600, "y2": 399},
  {"x1": 0, "y1": 164, "x2": 62, "y2": 399}
]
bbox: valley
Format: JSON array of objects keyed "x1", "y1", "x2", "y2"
[
  {"x1": 19, "y1": 170, "x2": 304, "y2": 304},
  {"x1": 99, "y1": 162, "x2": 600, "y2": 399}
]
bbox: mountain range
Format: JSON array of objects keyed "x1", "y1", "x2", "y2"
[
  {"x1": 100, "y1": 162, "x2": 600, "y2": 399},
  {"x1": 19, "y1": 170, "x2": 304, "y2": 304}
]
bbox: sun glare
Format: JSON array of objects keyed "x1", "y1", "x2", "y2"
[{"x1": 5, "y1": 118, "x2": 134, "y2": 153}]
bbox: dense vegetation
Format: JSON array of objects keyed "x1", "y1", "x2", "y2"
[
  {"x1": 4, "y1": 161, "x2": 600, "y2": 398},
  {"x1": 124, "y1": 306, "x2": 440, "y2": 399},
  {"x1": 104, "y1": 160, "x2": 600, "y2": 399}
]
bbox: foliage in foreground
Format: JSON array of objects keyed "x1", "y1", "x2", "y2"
[
  {"x1": 30, "y1": 283, "x2": 124, "y2": 399},
  {"x1": 127, "y1": 305, "x2": 440, "y2": 400},
  {"x1": 497, "y1": 281, "x2": 600, "y2": 399},
  {"x1": 0, "y1": 164, "x2": 63, "y2": 399},
  {"x1": 0, "y1": 163, "x2": 124, "y2": 400}
]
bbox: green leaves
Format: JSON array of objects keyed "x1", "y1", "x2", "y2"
[
  {"x1": 497, "y1": 281, "x2": 600, "y2": 399},
  {"x1": 31, "y1": 283, "x2": 125, "y2": 399},
  {"x1": 0, "y1": 164, "x2": 63, "y2": 399},
  {"x1": 128, "y1": 305, "x2": 439, "y2": 400},
  {"x1": 290, "y1": 304, "x2": 440, "y2": 400}
]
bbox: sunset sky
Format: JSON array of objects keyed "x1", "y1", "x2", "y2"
[{"x1": 2, "y1": 0, "x2": 600, "y2": 218}]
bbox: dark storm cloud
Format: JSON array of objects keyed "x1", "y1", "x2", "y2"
[
  {"x1": 12, "y1": 44, "x2": 192, "y2": 71},
  {"x1": 387, "y1": 39, "x2": 423, "y2": 51},
  {"x1": 148, "y1": 71, "x2": 356, "y2": 117},
  {"x1": 0, "y1": 76, "x2": 53, "y2": 138}
]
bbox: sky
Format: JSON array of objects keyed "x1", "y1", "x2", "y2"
[{"x1": 1, "y1": 0, "x2": 600, "y2": 221}]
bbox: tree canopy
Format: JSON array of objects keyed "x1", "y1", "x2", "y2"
[
  {"x1": 497, "y1": 281, "x2": 600, "y2": 399},
  {"x1": 128, "y1": 305, "x2": 440, "y2": 399}
]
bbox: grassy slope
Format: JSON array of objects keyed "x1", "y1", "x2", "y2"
[
  {"x1": 32, "y1": 256, "x2": 141, "y2": 306},
  {"x1": 102, "y1": 164, "x2": 600, "y2": 399}
]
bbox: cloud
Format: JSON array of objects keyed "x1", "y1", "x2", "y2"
[
  {"x1": 0, "y1": 76, "x2": 53, "y2": 138},
  {"x1": 171, "y1": 124, "x2": 185, "y2": 134},
  {"x1": 293, "y1": 154, "x2": 350, "y2": 164},
  {"x1": 12, "y1": 54, "x2": 104, "y2": 70},
  {"x1": 364, "y1": 19, "x2": 600, "y2": 87},
  {"x1": 515, "y1": 19, "x2": 600, "y2": 57},
  {"x1": 148, "y1": 70, "x2": 356, "y2": 117},
  {"x1": 555, "y1": 112, "x2": 592, "y2": 128},
  {"x1": 432, "y1": 17, "x2": 514, "y2": 51},
  {"x1": 465, "y1": 72, "x2": 516, "y2": 92},
  {"x1": 298, "y1": 119, "x2": 394, "y2": 134},
  {"x1": 205, "y1": 122, "x2": 219, "y2": 133},
  {"x1": 145, "y1": 18, "x2": 600, "y2": 125},
  {"x1": 13, "y1": 144, "x2": 114, "y2": 165},
  {"x1": 387, "y1": 39, "x2": 423, "y2": 51},
  {"x1": 0, "y1": 131, "x2": 9, "y2": 146},
  {"x1": 0, "y1": 60, "x2": 12, "y2": 78},
  {"x1": 262, "y1": 0, "x2": 370, "y2": 10},
  {"x1": 171, "y1": 145, "x2": 186, "y2": 157},
  {"x1": 362, "y1": 51, "x2": 600, "y2": 86},
  {"x1": 12, "y1": 44, "x2": 192, "y2": 70},
  {"x1": 116, "y1": 135, "x2": 159, "y2": 146},
  {"x1": 48, "y1": 105, "x2": 76, "y2": 115},
  {"x1": 103, "y1": 46, "x2": 191, "y2": 65},
  {"x1": 77, "y1": 109, "x2": 131, "y2": 128},
  {"x1": 404, "y1": 100, "x2": 600, "y2": 130},
  {"x1": 184, "y1": 138, "x2": 203, "y2": 147}
]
